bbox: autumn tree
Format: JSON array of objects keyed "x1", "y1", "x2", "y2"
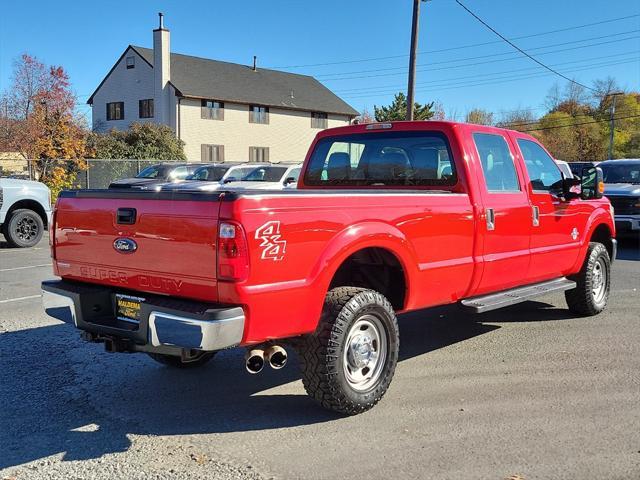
[
  {"x1": 496, "y1": 108, "x2": 537, "y2": 132},
  {"x1": 465, "y1": 108, "x2": 494, "y2": 126},
  {"x1": 374, "y1": 92, "x2": 435, "y2": 121},
  {"x1": 354, "y1": 108, "x2": 375, "y2": 124},
  {"x1": 0, "y1": 54, "x2": 89, "y2": 197}
]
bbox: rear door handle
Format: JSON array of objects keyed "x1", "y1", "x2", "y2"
[
  {"x1": 116, "y1": 208, "x2": 137, "y2": 225},
  {"x1": 532, "y1": 206, "x2": 540, "y2": 227},
  {"x1": 486, "y1": 208, "x2": 495, "y2": 231}
]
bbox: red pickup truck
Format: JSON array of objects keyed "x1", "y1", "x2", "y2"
[{"x1": 42, "y1": 121, "x2": 616, "y2": 415}]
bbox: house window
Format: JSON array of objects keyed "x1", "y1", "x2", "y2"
[
  {"x1": 139, "y1": 99, "x2": 154, "y2": 119},
  {"x1": 201, "y1": 144, "x2": 225, "y2": 163},
  {"x1": 126, "y1": 56, "x2": 135, "y2": 69},
  {"x1": 249, "y1": 105, "x2": 269, "y2": 124},
  {"x1": 201, "y1": 100, "x2": 224, "y2": 120},
  {"x1": 106, "y1": 102, "x2": 124, "y2": 121},
  {"x1": 311, "y1": 112, "x2": 328, "y2": 129},
  {"x1": 249, "y1": 146, "x2": 269, "y2": 163}
]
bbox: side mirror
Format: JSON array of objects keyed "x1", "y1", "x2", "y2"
[
  {"x1": 561, "y1": 174, "x2": 581, "y2": 200},
  {"x1": 580, "y1": 166, "x2": 604, "y2": 200},
  {"x1": 223, "y1": 176, "x2": 237, "y2": 184},
  {"x1": 283, "y1": 176, "x2": 296, "y2": 185}
]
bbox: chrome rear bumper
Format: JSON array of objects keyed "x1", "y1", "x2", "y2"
[
  {"x1": 41, "y1": 280, "x2": 245, "y2": 352},
  {"x1": 148, "y1": 310, "x2": 245, "y2": 351}
]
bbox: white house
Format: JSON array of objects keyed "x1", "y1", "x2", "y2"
[{"x1": 87, "y1": 14, "x2": 358, "y2": 162}]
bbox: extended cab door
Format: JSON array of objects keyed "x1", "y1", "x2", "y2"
[
  {"x1": 470, "y1": 131, "x2": 532, "y2": 295},
  {"x1": 511, "y1": 135, "x2": 586, "y2": 281}
]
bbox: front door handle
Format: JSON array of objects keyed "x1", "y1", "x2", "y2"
[
  {"x1": 486, "y1": 208, "x2": 495, "y2": 231},
  {"x1": 532, "y1": 206, "x2": 540, "y2": 227}
]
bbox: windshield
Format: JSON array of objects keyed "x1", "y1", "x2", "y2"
[
  {"x1": 187, "y1": 166, "x2": 230, "y2": 181},
  {"x1": 136, "y1": 165, "x2": 168, "y2": 179},
  {"x1": 600, "y1": 163, "x2": 640, "y2": 184},
  {"x1": 225, "y1": 166, "x2": 288, "y2": 182}
]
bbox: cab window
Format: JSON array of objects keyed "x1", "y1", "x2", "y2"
[
  {"x1": 304, "y1": 131, "x2": 456, "y2": 187},
  {"x1": 517, "y1": 139, "x2": 563, "y2": 192},
  {"x1": 472, "y1": 133, "x2": 520, "y2": 192}
]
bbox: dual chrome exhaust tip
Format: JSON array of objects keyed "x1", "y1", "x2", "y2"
[{"x1": 245, "y1": 345, "x2": 287, "y2": 374}]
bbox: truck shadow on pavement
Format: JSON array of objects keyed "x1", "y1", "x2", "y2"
[{"x1": 0, "y1": 301, "x2": 578, "y2": 469}]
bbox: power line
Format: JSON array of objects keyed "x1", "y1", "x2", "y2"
[
  {"x1": 318, "y1": 30, "x2": 639, "y2": 79},
  {"x1": 454, "y1": 0, "x2": 597, "y2": 92},
  {"x1": 267, "y1": 14, "x2": 640, "y2": 69},
  {"x1": 321, "y1": 35, "x2": 640, "y2": 82},
  {"x1": 499, "y1": 108, "x2": 640, "y2": 129},
  {"x1": 341, "y1": 57, "x2": 639, "y2": 99},
  {"x1": 521, "y1": 114, "x2": 640, "y2": 132},
  {"x1": 334, "y1": 51, "x2": 638, "y2": 94}
]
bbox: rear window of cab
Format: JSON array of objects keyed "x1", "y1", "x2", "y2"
[{"x1": 304, "y1": 131, "x2": 457, "y2": 187}]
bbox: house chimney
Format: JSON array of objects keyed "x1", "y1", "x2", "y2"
[
  {"x1": 252, "y1": 55, "x2": 257, "y2": 71},
  {"x1": 153, "y1": 12, "x2": 171, "y2": 126}
]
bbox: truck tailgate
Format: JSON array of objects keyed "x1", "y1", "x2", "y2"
[{"x1": 53, "y1": 191, "x2": 222, "y2": 302}]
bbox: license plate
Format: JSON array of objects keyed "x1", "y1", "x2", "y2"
[{"x1": 115, "y1": 294, "x2": 144, "y2": 323}]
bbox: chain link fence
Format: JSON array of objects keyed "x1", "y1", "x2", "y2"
[{"x1": 0, "y1": 159, "x2": 185, "y2": 189}]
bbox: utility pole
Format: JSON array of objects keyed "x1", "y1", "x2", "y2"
[
  {"x1": 406, "y1": 0, "x2": 425, "y2": 121},
  {"x1": 608, "y1": 92, "x2": 624, "y2": 160}
]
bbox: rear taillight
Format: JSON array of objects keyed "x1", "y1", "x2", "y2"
[{"x1": 217, "y1": 221, "x2": 249, "y2": 281}]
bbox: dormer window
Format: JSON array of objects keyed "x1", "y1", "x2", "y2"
[{"x1": 126, "y1": 56, "x2": 135, "y2": 69}]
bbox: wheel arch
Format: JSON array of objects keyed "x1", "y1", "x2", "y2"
[
  {"x1": 571, "y1": 211, "x2": 615, "y2": 272},
  {"x1": 6, "y1": 199, "x2": 49, "y2": 229},
  {"x1": 313, "y1": 222, "x2": 418, "y2": 312},
  {"x1": 590, "y1": 223, "x2": 614, "y2": 260}
]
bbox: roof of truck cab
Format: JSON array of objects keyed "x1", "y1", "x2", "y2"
[{"x1": 319, "y1": 120, "x2": 531, "y2": 136}]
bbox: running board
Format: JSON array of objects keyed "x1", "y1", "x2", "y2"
[{"x1": 460, "y1": 278, "x2": 576, "y2": 313}]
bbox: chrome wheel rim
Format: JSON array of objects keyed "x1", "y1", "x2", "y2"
[
  {"x1": 15, "y1": 216, "x2": 38, "y2": 242},
  {"x1": 343, "y1": 314, "x2": 387, "y2": 392},
  {"x1": 592, "y1": 257, "x2": 607, "y2": 304}
]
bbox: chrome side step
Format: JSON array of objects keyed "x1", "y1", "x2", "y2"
[{"x1": 460, "y1": 278, "x2": 576, "y2": 313}]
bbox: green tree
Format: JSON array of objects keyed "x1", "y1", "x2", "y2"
[
  {"x1": 596, "y1": 93, "x2": 640, "y2": 159},
  {"x1": 374, "y1": 92, "x2": 434, "y2": 122},
  {"x1": 88, "y1": 122, "x2": 186, "y2": 160}
]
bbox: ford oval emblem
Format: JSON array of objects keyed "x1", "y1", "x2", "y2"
[{"x1": 113, "y1": 238, "x2": 138, "y2": 254}]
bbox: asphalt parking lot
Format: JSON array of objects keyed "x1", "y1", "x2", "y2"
[{"x1": 1, "y1": 233, "x2": 639, "y2": 480}]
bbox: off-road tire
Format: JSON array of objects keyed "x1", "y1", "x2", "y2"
[
  {"x1": 147, "y1": 352, "x2": 216, "y2": 369},
  {"x1": 297, "y1": 287, "x2": 399, "y2": 415},
  {"x1": 2, "y1": 209, "x2": 44, "y2": 248},
  {"x1": 565, "y1": 242, "x2": 611, "y2": 316}
]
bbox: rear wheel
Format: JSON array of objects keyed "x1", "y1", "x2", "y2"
[
  {"x1": 147, "y1": 351, "x2": 216, "y2": 369},
  {"x1": 297, "y1": 287, "x2": 399, "y2": 415},
  {"x1": 2, "y1": 209, "x2": 44, "y2": 248},
  {"x1": 565, "y1": 242, "x2": 611, "y2": 316}
]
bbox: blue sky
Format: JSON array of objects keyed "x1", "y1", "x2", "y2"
[{"x1": 1, "y1": 0, "x2": 638, "y2": 121}]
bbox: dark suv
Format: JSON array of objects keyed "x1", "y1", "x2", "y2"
[
  {"x1": 601, "y1": 159, "x2": 640, "y2": 236},
  {"x1": 109, "y1": 163, "x2": 200, "y2": 189}
]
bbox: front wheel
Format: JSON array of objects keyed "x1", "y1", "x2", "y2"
[
  {"x1": 297, "y1": 287, "x2": 399, "y2": 415},
  {"x1": 565, "y1": 242, "x2": 611, "y2": 316},
  {"x1": 2, "y1": 209, "x2": 44, "y2": 248}
]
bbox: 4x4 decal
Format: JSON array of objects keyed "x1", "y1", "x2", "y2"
[{"x1": 255, "y1": 221, "x2": 287, "y2": 261}]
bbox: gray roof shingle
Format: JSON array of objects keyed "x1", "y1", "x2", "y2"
[{"x1": 127, "y1": 46, "x2": 358, "y2": 116}]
